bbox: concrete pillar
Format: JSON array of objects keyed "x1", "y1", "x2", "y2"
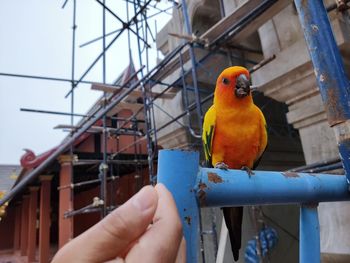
[
  {"x1": 14, "y1": 202, "x2": 22, "y2": 251},
  {"x1": 58, "y1": 155, "x2": 74, "y2": 248},
  {"x1": 27, "y1": 186, "x2": 39, "y2": 262},
  {"x1": 39, "y1": 175, "x2": 53, "y2": 263},
  {"x1": 20, "y1": 195, "x2": 29, "y2": 256}
]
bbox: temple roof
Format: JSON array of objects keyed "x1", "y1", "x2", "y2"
[{"x1": 0, "y1": 165, "x2": 21, "y2": 195}]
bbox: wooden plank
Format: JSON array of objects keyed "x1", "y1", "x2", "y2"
[
  {"x1": 54, "y1": 124, "x2": 77, "y2": 129},
  {"x1": 54, "y1": 124, "x2": 101, "y2": 133},
  {"x1": 54, "y1": 125, "x2": 143, "y2": 135},
  {"x1": 91, "y1": 83, "x2": 176, "y2": 99},
  {"x1": 91, "y1": 83, "x2": 122, "y2": 93}
]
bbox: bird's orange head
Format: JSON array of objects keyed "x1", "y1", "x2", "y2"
[{"x1": 214, "y1": 66, "x2": 252, "y2": 107}]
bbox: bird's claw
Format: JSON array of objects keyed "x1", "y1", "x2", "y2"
[
  {"x1": 214, "y1": 162, "x2": 229, "y2": 170},
  {"x1": 241, "y1": 166, "x2": 254, "y2": 177}
]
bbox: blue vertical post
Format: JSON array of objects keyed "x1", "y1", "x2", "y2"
[
  {"x1": 157, "y1": 150, "x2": 200, "y2": 262},
  {"x1": 294, "y1": 0, "x2": 350, "y2": 184},
  {"x1": 300, "y1": 204, "x2": 320, "y2": 263}
]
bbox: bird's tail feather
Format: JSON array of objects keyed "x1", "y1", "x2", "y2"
[{"x1": 223, "y1": 206, "x2": 243, "y2": 262}]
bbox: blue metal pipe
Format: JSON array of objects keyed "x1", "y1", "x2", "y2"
[
  {"x1": 294, "y1": 0, "x2": 350, "y2": 184},
  {"x1": 300, "y1": 204, "x2": 320, "y2": 263},
  {"x1": 197, "y1": 168, "x2": 350, "y2": 207},
  {"x1": 157, "y1": 150, "x2": 350, "y2": 262},
  {"x1": 157, "y1": 150, "x2": 200, "y2": 262}
]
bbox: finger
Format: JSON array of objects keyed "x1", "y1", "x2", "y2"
[
  {"x1": 119, "y1": 224, "x2": 153, "y2": 258},
  {"x1": 125, "y1": 183, "x2": 183, "y2": 263},
  {"x1": 175, "y1": 237, "x2": 186, "y2": 263},
  {"x1": 52, "y1": 185, "x2": 158, "y2": 263},
  {"x1": 105, "y1": 258, "x2": 124, "y2": 263}
]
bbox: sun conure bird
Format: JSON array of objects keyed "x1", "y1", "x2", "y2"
[{"x1": 202, "y1": 66, "x2": 267, "y2": 261}]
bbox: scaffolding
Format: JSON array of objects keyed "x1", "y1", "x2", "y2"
[{"x1": 0, "y1": 0, "x2": 349, "y2": 262}]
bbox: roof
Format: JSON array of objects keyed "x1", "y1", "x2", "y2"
[
  {"x1": 0, "y1": 165, "x2": 21, "y2": 195},
  {"x1": 19, "y1": 60, "x2": 139, "y2": 170}
]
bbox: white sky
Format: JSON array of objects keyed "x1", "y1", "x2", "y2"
[{"x1": 0, "y1": 0, "x2": 172, "y2": 164}]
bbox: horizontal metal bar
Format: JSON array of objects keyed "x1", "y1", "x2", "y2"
[
  {"x1": 289, "y1": 156, "x2": 340, "y2": 172},
  {"x1": 0, "y1": 72, "x2": 114, "y2": 86},
  {"x1": 197, "y1": 168, "x2": 350, "y2": 207},
  {"x1": 73, "y1": 159, "x2": 148, "y2": 166},
  {"x1": 64, "y1": 206, "x2": 102, "y2": 218},
  {"x1": 21, "y1": 108, "x2": 90, "y2": 118},
  {"x1": 303, "y1": 162, "x2": 343, "y2": 173},
  {"x1": 64, "y1": 205, "x2": 119, "y2": 218}
]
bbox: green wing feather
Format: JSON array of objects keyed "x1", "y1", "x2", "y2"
[
  {"x1": 253, "y1": 115, "x2": 268, "y2": 169},
  {"x1": 202, "y1": 105, "x2": 216, "y2": 167}
]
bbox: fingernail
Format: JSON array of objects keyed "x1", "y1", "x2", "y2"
[{"x1": 132, "y1": 186, "x2": 155, "y2": 212}]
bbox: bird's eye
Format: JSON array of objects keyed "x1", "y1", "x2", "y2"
[{"x1": 222, "y1": 78, "x2": 230, "y2": 85}]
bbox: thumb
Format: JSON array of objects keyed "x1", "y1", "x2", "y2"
[{"x1": 52, "y1": 185, "x2": 158, "y2": 263}]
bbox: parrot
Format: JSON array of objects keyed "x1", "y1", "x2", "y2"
[{"x1": 202, "y1": 66, "x2": 267, "y2": 261}]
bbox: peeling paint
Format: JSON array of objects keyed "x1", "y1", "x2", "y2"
[
  {"x1": 198, "y1": 189, "x2": 206, "y2": 206},
  {"x1": 198, "y1": 182, "x2": 207, "y2": 190},
  {"x1": 198, "y1": 182, "x2": 207, "y2": 206},
  {"x1": 208, "y1": 172, "x2": 223, "y2": 183},
  {"x1": 282, "y1": 172, "x2": 300, "y2": 178},
  {"x1": 184, "y1": 216, "x2": 191, "y2": 225},
  {"x1": 311, "y1": 24, "x2": 319, "y2": 32},
  {"x1": 319, "y1": 74, "x2": 326, "y2": 82},
  {"x1": 326, "y1": 87, "x2": 348, "y2": 126}
]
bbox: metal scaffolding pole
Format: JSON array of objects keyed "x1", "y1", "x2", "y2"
[
  {"x1": 69, "y1": 0, "x2": 77, "y2": 238},
  {"x1": 180, "y1": 0, "x2": 203, "y2": 136},
  {"x1": 0, "y1": 63, "x2": 157, "y2": 207},
  {"x1": 294, "y1": 0, "x2": 350, "y2": 185},
  {"x1": 65, "y1": 0, "x2": 152, "y2": 98},
  {"x1": 133, "y1": 0, "x2": 155, "y2": 182},
  {"x1": 100, "y1": 0, "x2": 108, "y2": 218}
]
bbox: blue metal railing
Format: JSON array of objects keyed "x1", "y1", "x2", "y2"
[{"x1": 158, "y1": 150, "x2": 350, "y2": 262}]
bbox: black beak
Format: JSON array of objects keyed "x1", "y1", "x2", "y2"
[{"x1": 235, "y1": 74, "x2": 250, "y2": 98}]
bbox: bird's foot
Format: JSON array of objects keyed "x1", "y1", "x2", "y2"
[
  {"x1": 214, "y1": 162, "x2": 229, "y2": 170},
  {"x1": 241, "y1": 166, "x2": 254, "y2": 177}
]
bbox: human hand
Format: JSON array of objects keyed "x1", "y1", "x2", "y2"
[{"x1": 52, "y1": 184, "x2": 186, "y2": 263}]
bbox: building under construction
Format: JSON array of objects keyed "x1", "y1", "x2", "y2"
[{"x1": 0, "y1": 0, "x2": 350, "y2": 262}]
